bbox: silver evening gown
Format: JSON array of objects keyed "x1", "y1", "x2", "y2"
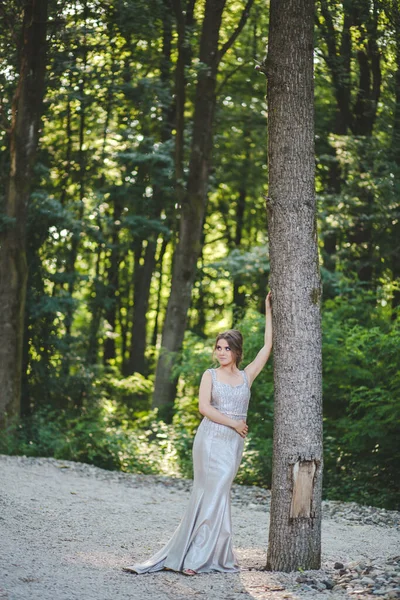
[{"x1": 124, "y1": 367, "x2": 251, "y2": 574}]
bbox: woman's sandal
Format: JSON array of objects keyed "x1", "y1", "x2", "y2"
[{"x1": 182, "y1": 568, "x2": 197, "y2": 576}]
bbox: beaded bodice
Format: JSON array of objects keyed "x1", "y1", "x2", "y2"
[{"x1": 207, "y1": 368, "x2": 250, "y2": 420}]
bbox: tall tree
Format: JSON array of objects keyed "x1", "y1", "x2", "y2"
[
  {"x1": 387, "y1": 0, "x2": 400, "y2": 313},
  {"x1": 152, "y1": 0, "x2": 254, "y2": 420},
  {"x1": 261, "y1": 0, "x2": 323, "y2": 571},
  {"x1": 0, "y1": 0, "x2": 48, "y2": 427}
]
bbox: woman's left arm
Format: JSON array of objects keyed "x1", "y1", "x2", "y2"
[{"x1": 244, "y1": 291, "x2": 273, "y2": 387}]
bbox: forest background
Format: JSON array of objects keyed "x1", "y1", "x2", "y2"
[{"x1": 0, "y1": 0, "x2": 399, "y2": 511}]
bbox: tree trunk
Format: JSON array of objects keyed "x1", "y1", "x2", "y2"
[
  {"x1": 127, "y1": 239, "x2": 158, "y2": 374},
  {"x1": 152, "y1": 0, "x2": 254, "y2": 419},
  {"x1": 264, "y1": 0, "x2": 323, "y2": 572},
  {"x1": 126, "y1": 8, "x2": 174, "y2": 375},
  {"x1": 390, "y1": 0, "x2": 400, "y2": 314},
  {"x1": 151, "y1": 238, "x2": 168, "y2": 348},
  {"x1": 63, "y1": 4, "x2": 88, "y2": 376},
  {"x1": 152, "y1": 0, "x2": 228, "y2": 420},
  {"x1": 232, "y1": 185, "x2": 247, "y2": 326},
  {"x1": 0, "y1": 0, "x2": 48, "y2": 428},
  {"x1": 86, "y1": 244, "x2": 104, "y2": 365},
  {"x1": 103, "y1": 197, "x2": 122, "y2": 363}
]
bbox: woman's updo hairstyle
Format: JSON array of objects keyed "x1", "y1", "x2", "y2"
[{"x1": 214, "y1": 329, "x2": 243, "y2": 367}]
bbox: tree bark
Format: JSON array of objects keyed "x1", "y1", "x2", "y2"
[
  {"x1": 0, "y1": 0, "x2": 48, "y2": 428},
  {"x1": 264, "y1": 0, "x2": 323, "y2": 572}
]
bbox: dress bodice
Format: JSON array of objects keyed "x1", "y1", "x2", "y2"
[{"x1": 207, "y1": 368, "x2": 250, "y2": 420}]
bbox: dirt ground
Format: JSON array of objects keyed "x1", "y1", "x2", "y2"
[{"x1": 0, "y1": 455, "x2": 399, "y2": 600}]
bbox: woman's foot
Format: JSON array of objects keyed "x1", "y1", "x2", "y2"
[
  {"x1": 122, "y1": 566, "x2": 138, "y2": 574},
  {"x1": 182, "y1": 568, "x2": 197, "y2": 576}
]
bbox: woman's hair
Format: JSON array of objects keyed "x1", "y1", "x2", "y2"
[{"x1": 214, "y1": 329, "x2": 243, "y2": 367}]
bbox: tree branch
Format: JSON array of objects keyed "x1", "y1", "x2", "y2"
[
  {"x1": 216, "y1": 62, "x2": 244, "y2": 96},
  {"x1": 216, "y1": 0, "x2": 255, "y2": 65}
]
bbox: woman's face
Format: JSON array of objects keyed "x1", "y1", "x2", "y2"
[{"x1": 215, "y1": 338, "x2": 236, "y2": 367}]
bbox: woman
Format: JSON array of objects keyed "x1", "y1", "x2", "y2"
[{"x1": 123, "y1": 292, "x2": 272, "y2": 575}]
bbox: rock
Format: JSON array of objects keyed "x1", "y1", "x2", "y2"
[
  {"x1": 300, "y1": 585, "x2": 315, "y2": 593},
  {"x1": 355, "y1": 566, "x2": 363, "y2": 574},
  {"x1": 296, "y1": 576, "x2": 315, "y2": 584},
  {"x1": 333, "y1": 583, "x2": 347, "y2": 590},
  {"x1": 322, "y1": 579, "x2": 335, "y2": 590},
  {"x1": 334, "y1": 562, "x2": 344, "y2": 569},
  {"x1": 338, "y1": 576, "x2": 352, "y2": 583},
  {"x1": 315, "y1": 582, "x2": 327, "y2": 591},
  {"x1": 360, "y1": 577, "x2": 375, "y2": 585}
]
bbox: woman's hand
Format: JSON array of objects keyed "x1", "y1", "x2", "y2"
[
  {"x1": 234, "y1": 420, "x2": 248, "y2": 438},
  {"x1": 265, "y1": 290, "x2": 272, "y2": 312}
]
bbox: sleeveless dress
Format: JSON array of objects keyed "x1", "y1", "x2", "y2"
[{"x1": 124, "y1": 367, "x2": 251, "y2": 574}]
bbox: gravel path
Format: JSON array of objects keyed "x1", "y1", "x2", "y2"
[{"x1": 0, "y1": 455, "x2": 399, "y2": 600}]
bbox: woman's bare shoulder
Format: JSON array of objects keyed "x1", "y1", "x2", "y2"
[{"x1": 201, "y1": 369, "x2": 212, "y2": 380}]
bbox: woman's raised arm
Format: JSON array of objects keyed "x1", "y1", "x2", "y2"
[{"x1": 244, "y1": 291, "x2": 273, "y2": 387}]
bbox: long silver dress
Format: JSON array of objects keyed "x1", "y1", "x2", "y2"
[{"x1": 124, "y1": 367, "x2": 251, "y2": 574}]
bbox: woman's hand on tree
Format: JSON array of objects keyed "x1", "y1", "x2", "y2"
[
  {"x1": 234, "y1": 420, "x2": 248, "y2": 438},
  {"x1": 265, "y1": 290, "x2": 272, "y2": 312}
]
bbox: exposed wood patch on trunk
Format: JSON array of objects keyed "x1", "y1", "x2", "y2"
[{"x1": 289, "y1": 459, "x2": 317, "y2": 519}]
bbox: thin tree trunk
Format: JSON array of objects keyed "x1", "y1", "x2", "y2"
[
  {"x1": 64, "y1": 14, "x2": 87, "y2": 342},
  {"x1": 87, "y1": 38, "x2": 117, "y2": 364},
  {"x1": 103, "y1": 198, "x2": 122, "y2": 363},
  {"x1": 264, "y1": 0, "x2": 323, "y2": 572},
  {"x1": 119, "y1": 255, "x2": 133, "y2": 375},
  {"x1": 152, "y1": 0, "x2": 254, "y2": 420},
  {"x1": 127, "y1": 240, "x2": 158, "y2": 374},
  {"x1": 127, "y1": 7, "x2": 174, "y2": 375},
  {"x1": 0, "y1": 0, "x2": 48, "y2": 428},
  {"x1": 151, "y1": 238, "x2": 168, "y2": 348},
  {"x1": 86, "y1": 244, "x2": 104, "y2": 365},
  {"x1": 190, "y1": 231, "x2": 207, "y2": 337},
  {"x1": 152, "y1": 0, "x2": 225, "y2": 420},
  {"x1": 232, "y1": 185, "x2": 247, "y2": 326},
  {"x1": 389, "y1": 0, "x2": 400, "y2": 314}
]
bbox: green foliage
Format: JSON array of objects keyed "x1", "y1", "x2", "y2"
[
  {"x1": 0, "y1": 403, "x2": 192, "y2": 477},
  {"x1": 322, "y1": 298, "x2": 400, "y2": 509}
]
